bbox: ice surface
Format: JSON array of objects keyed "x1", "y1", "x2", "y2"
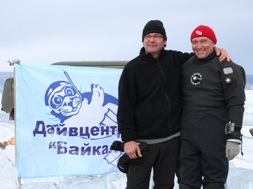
[{"x1": 0, "y1": 93, "x2": 253, "y2": 189}]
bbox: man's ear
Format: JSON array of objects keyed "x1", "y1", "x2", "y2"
[{"x1": 164, "y1": 41, "x2": 167, "y2": 47}]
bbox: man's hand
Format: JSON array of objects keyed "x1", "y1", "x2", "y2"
[
  {"x1": 215, "y1": 47, "x2": 232, "y2": 62},
  {"x1": 124, "y1": 141, "x2": 142, "y2": 159},
  {"x1": 226, "y1": 139, "x2": 241, "y2": 160}
]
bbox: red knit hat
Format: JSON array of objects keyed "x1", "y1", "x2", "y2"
[{"x1": 190, "y1": 25, "x2": 217, "y2": 44}]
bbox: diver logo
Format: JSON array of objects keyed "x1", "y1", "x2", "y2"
[{"x1": 44, "y1": 70, "x2": 118, "y2": 132}]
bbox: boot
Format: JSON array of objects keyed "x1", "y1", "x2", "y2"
[{"x1": 204, "y1": 183, "x2": 221, "y2": 189}]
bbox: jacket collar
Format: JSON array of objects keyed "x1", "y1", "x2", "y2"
[{"x1": 139, "y1": 47, "x2": 166, "y2": 61}]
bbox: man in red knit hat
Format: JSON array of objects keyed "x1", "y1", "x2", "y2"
[{"x1": 179, "y1": 25, "x2": 246, "y2": 189}]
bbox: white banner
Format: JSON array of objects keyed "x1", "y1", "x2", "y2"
[{"x1": 15, "y1": 64, "x2": 123, "y2": 179}]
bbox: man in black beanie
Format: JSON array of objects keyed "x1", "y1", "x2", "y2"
[
  {"x1": 142, "y1": 20, "x2": 167, "y2": 41},
  {"x1": 117, "y1": 20, "x2": 230, "y2": 189}
]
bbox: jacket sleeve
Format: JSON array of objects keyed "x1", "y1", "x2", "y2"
[
  {"x1": 117, "y1": 64, "x2": 137, "y2": 142},
  {"x1": 170, "y1": 50, "x2": 195, "y2": 65},
  {"x1": 221, "y1": 62, "x2": 246, "y2": 131}
]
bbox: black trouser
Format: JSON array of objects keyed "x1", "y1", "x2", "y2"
[
  {"x1": 126, "y1": 137, "x2": 180, "y2": 189},
  {"x1": 180, "y1": 111, "x2": 228, "y2": 189}
]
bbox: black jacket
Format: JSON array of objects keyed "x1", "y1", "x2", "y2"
[
  {"x1": 182, "y1": 51, "x2": 246, "y2": 128},
  {"x1": 117, "y1": 47, "x2": 193, "y2": 142}
]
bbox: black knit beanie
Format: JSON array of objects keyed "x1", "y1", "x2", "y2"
[{"x1": 142, "y1": 20, "x2": 167, "y2": 41}]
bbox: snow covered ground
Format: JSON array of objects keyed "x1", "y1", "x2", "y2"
[{"x1": 0, "y1": 92, "x2": 253, "y2": 189}]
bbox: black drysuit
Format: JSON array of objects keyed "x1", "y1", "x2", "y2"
[{"x1": 180, "y1": 51, "x2": 246, "y2": 189}]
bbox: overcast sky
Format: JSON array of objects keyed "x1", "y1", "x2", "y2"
[{"x1": 1, "y1": 0, "x2": 253, "y2": 74}]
